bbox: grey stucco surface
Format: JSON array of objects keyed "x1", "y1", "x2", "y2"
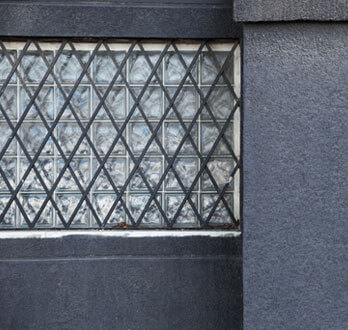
[
  {"x1": 0, "y1": 2, "x2": 241, "y2": 38},
  {"x1": 234, "y1": 0, "x2": 348, "y2": 22},
  {"x1": 0, "y1": 235, "x2": 242, "y2": 329},
  {"x1": 243, "y1": 23, "x2": 348, "y2": 329}
]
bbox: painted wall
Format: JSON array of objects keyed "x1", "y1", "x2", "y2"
[
  {"x1": 0, "y1": 233, "x2": 242, "y2": 329},
  {"x1": 0, "y1": 0, "x2": 241, "y2": 38},
  {"x1": 242, "y1": 23, "x2": 348, "y2": 330}
]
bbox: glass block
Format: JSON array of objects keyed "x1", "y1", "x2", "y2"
[
  {"x1": 20, "y1": 123, "x2": 53, "y2": 155},
  {"x1": 166, "y1": 158, "x2": 198, "y2": 191},
  {"x1": 0, "y1": 51, "x2": 16, "y2": 83},
  {"x1": 20, "y1": 194, "x2": 53, "y2": 226},
  {"x1": 0, "y1": 195, "x2": 15, "y2": 226},
  {"x1": 94, "y1": 51, "x2": 125, "y2": 83},
  {"x1": 166, "y1": 193, "x2": 198, "y2": 226},
  {"x1": 165, "y1": 123, "x2": 197, "y2": 154},
  {"x1": 0, "y1": 123, "x2": 16, "y2": 155},
  {"x1": 0, "y1": 86, "x2": 17, "y2": 120},
  {"x1": 93, "y1": 157, "x2": 126, "y2": 190},
  {"x1": 130, "y1": 87, "x2": 162, "y2": 120},
  {"x1": 93, "y1": 194, "x2": 125, "y2": 227},
  {"x1": 94, "y1": 86, "x2": 126, "y2": 119},
  {"x1": 57, "y1": 123, "x2": 89, "y2": 155},
  {"x1": 129, "y1": 194, "x2": 161, "y2": 226},
  {"x1": 201, "y1": 193, "x2": 233, "y2": 224},
  {"x1": 129, "y1": 52, "x2": 162, "y2": 84},
  {"x1": 130, "y1": 157, "x2": 162, "y2": 190},
  {"x1": 20, "y1": 158, "x2": 53, "y2": 191},
  {"x1": 94, "y1": 123, "x2": 125, "y2": 155},
  {"x1": 56, "y1": 157, "x2": 90, "y2": 191},
  {"x1": 20, "y1": 86, "x2": 54, "y2": 120},
  {"x1": 166, "y1": 87, "x2": 198, "y2": 120},
  {"x1": 0, "y1": 158, "x2": 16, "y2": 191},
  {"x1": 56, "y1": 51, "x2": 90, "y2": 83},
  {"x1": 165, "y1": 52, "x2": 198, "y2": 84},
  {"x1": 202, "y1": 158, "x2": 234, "y2": 190},
  {"x1": 57, "y1": 86, "x2": 90, "y2": 120},
  {"x1": 201, "y1": 87, "x2": 234, "y2": 120},
  {"x1": 21, "y1": 51, "x2": 53, "y2": 83},
  {"x1": 129, "y1": 123, "x2": 161, "y2": 154},
  {"x1": 201, "y1": 52, "x2": 233, "y2": 85},
  {"x1": 201, "y1": 123, "x2": 233, "y2": 155},
  {"x1": 56, "y1": 193, "x2": 89, "y2": 226}
]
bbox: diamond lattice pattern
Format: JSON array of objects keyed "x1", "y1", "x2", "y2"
[{"x1": 0, "y1": 39, "x2": 241, "y2": 228}]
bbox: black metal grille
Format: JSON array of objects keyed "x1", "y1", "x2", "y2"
[{"x1": 0, "y1": 39, "x2": 241, "y2": 229}]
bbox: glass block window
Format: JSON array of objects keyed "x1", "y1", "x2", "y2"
[{"x1": 0, "y1": 40, "x2": 241, "y2": 229}]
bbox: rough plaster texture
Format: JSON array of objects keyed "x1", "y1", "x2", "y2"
[
  {"x1": 234, "y1": 0, "x2": 348, "y2": 22},
  {"x1": 0, "y1": 235, "x2": 242, "y2": 329},
  {"x1": 243, "y1": 23, "x2": 348, "y2": 329},
  {"x1": 0, "y1": 2, "x2": 241, "y2": 38}
]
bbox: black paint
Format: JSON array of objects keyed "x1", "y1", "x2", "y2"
[{"x1": 242, "y1": 23, "x2": 348, "y2": 329}]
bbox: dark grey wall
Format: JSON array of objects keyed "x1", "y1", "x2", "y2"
[
  {"x1": 234, "y1": 0, "x2": 348, "y2": 22},
  {"x1": 242, "y1": 23, "x2": 348, "y2": 330},
  {"x1": 0, "y1": 1, "x2": 241, "y2": 38},
  {"x1": 0, "y1": 235, "x2": 242, "y2": 330},
  {"x1": 0, "y1": 2, "x2": 243, "y2": 330}
]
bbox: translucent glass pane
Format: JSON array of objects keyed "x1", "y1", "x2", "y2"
[
  {"x1": 0, "y1": 40, "x2": 239, "y2": 229},
  {"x1": 0, "y1": 86, "x2": 17, "y2": 120},
  {"x1": 0, "y1": 158, "x2": 16, "y2": 191},
  {"x1": 130, "y1": 87, "x2": 162, "y2": 120},
  {"x1": 20, "y1": 194, "x2": 52, "y2": 226},
  {"x1": 94, "y1": 51, "x2": 125, "y2": 83},
  {"x1": 94, "y1": 87, "x2": 126, "y2": 119},
  {"x1": 57, "y1": 158, "x2": 90, "y2": 191},
  {"x1": 0, "y1": 122, "x2": 16, "y2": 155},
  {"x1": 93, "y1": 157, "x2": 126, "y2": 190},
  {"x1": 93, "y1": 194, "x2": 126, "y2": 226},
  {"x1": 202, "y1": 158, "x2": 234, "y2": 190},
  {"x1": 201, "y1": 87, "x2": 234, "y2": 120},
  {"x1": 166, "y1": 87, "x2": 198, "y2": 120},
  {"x1": 20, "y1": 123, "x2": 53, "y2": 155},
  {"x1": 129, "y1": 52, "x2": 162, "y2": 84},
  {"x1": 0, "y1": 195, "x2": 15, "y2": 226},
  {"x1": 166, "y1": 193, "x2": 198, "y2": 226},
  {"x1": 129, "y1": 194, "x2": 161, "y2": 226},
  {"x1": 94, "y1": 123, "x2": 125, "y2": 155},
  {"x1": 20, "y1": 86, "x2": 54, "y2": 120},
  {"x1": 21, "y1": 51, "x2": 53, "y2": 83},
  {"x1": 201, "y1": 193, "x2": 233, "y2": 224},
  {"x1": 0, "y1": 51, "x2": 16, "y2": 83},
  {"x1": 56, "y1": 51, "x2": 90, "y2": 83},
  {"x1": 20, "y1": 158, "x2": 53, "y2": 191},
  {"x1": 165, "y1": 52, "x2": 198, "y2": 84},
  {"x1": 57, "y1": 123, "x2": 89, "y2": 155},
  {"x1": 166, "y1": 158, "x2": 198, "y2": 190},
  {"x1": 57, "y1": 86, "x2": 90, "y2": 120},
  {"x1": 201, "y1": 122, "x2": 233, "y2": 155},
  {"x1": 165, "y1": 123, "x2": 198, "y2": 154},
  {"x1": 130, "y1": 157, "x2": 162, "y2": 190},
  {"x1": 56, "y1": 193, "x2": 89, "y2": 226},
  {"x1": 130, "y1": 123, "x2": 161, "y2": 154},
  {"x1": 201, "y1": 52, "x2": 233, "y2": 85}
]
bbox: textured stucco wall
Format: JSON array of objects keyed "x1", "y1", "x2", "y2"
[
  {"x1": 234, "y1": 0, "x2": 348, "y2": 22},
  {"x1": 0, "y1": 1, "x2": 241, "y2": 38},
  {"x1": 0, "y1": 235, "x2": 242, "y2": 329},
  {"x1": 243, "y1": 23, "x2": 348, "y2": 330}
]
